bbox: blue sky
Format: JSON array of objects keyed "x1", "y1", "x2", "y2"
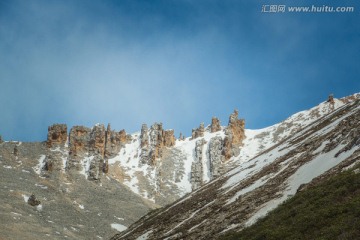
[{"x1": 1, "y1": 0, "x2": 359, "y2": 141}]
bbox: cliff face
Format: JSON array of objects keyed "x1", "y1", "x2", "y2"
[
  {"x1": 139, "y1": 123, "x2": 176, "y2": 165},
  {"x1": 46, "y1": 124, "x2": 132, "y2": 180},
  {"x1": 191, "y1": 122, "x2": 205, "y2": 139},
  {"x1": 41, "y1": 109, "x2": 245, "y2": 199},
  {"x1": 105, "y1": 124, "x2": 128, "y2": 158},
  {"x1": 47, "y1": 124, "x2": 67, "y2": 147},
  {"x1": 188, "y1": 112, "x2": 246, "y2": 190},
  {"x1": 210, "y1": 117, "x2": 221, "y2": 133},
  {"x1": 223, "y1": 110, "x2": 245, "y2": 160}
]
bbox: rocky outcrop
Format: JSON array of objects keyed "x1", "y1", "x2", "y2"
[
  {"x1": 223, "y1": 110, "x2": 245, "y2": 160},
  {"x1": 179, "y1": 133, "x2": 185, "y2": 141},
  {"x1": 208, "y1": 136, "x2": 224, "y2": 179},
  {"x1": 140, "y1": 123, "x2": 176, "y2": 165},
  {"x1": 44, "y1": 123, "x2": 129, "y2": 178},
  {"x1": 140, "y1": 124, "x2": 149, "y2": 148},
  {"x1": 191, "y1": 136, "x2": 227, "y2": 190},
  {"x1": 191, "y1": 139, "x2": 206, "y2": 190},
  {"x1": 27, "y1": 194, "x2": 41, "y2": 206},
  {"x1": 139, "y1": 124, "x2": 152, "y2": 164},
  {"x1": 89, "y1": 155, "x2": 103, "y2": 180},
  {"x1": 191, "y1": 123, "x2": 205, "y2": 139},
  {"x1": 68, "y1": 126, "x2": 91, "y2": 172},
  {"x1": 43, "y1": 155, "x2": 56, "y2": 172},
  {"x1": 90, "y1": 124, "x2": 106, "y2": 157},
  {"x1": 67, "y1": 125, "x2": 106, "y2": 179},
  {"x1": 13, "y1": 145, "x2": 18, "y2": 156},
  {"x1": 210, "y1": 117, "x2": 221, "y2": 133},
  {"x1": 47, "y1": 124, "x2": 67, "y2": 147},
  {"x1": 228, "y1": 110, "x2": 245, "y2": 146},
  {"x1": 327, "y1": 94, "x2": 335, "y2": 104},
  {"x1": 105, "y1": 124, "x2": 128, "y2": 158},
  {"x1": 0, "y1": 135, "x2": 3, "y2": 143},
  {"x1": 149, "y1": 123, "x2": 164, "y2": 162},
  {"x1": 69, "y1": 126, "x2": 91, "y2": 157},
  {"x1": 163, "y1": 129, "x2": 176, "y2": 147}
]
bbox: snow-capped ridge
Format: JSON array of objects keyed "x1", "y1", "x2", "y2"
[{"x1": 111, "y1": 94, "x2": 360, "y2": 240}]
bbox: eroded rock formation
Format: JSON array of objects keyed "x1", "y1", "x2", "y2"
[
  {"x1": 179, "y1": 133, "x2": 185, "y2": 141},
  {"x1": 211, "y1": 117, "x2": 221, "y2": 133},
  {"x1": 90, "y1": 124, "x2": 106, "y2": 157},
  {"x1": 191, "y1": 122, "x2": 205, "y2": 139},
  {"x1": 208, "y1": 136, "x2": 224, "y2": 178},
  {"x1": 69, "y1": 126, "x2": 91, "y2": 157},
  {"x1": 191, "y1": 139, "x2": 206, "y2": 190},
  {"x1": 66, "y1": 124, "x2": 125, "y2": 179},
  {"x1": 223, "y1": 110, "x2": 245, "y2": 160},
  {"x1": 140, "y1": 123, "x2": 176, "y2": 165},
  {"x1": 47, "y1": 124, "x2": 67, "y2": 147},
  {"x1": 44, "y1": 109, "x2": 244, "y2": 184},
  {"x1": 163, "y1": 129, "x2": 176, "y2": 147},
  {"x1": 105, "y1": 125, "x2": 128, "y2": 157},
  {"x1": 140, "y1": 124, "x2": 149, "y2": 148}
]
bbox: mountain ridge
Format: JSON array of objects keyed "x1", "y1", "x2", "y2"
[
  {"x1": 0, "y1": 93, "x2": 358, "y2": 239},
  {"x1": 110, "y1": 95, "x2": 360, "y2": 239}
]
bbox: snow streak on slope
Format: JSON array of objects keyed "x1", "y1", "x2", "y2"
[
  {"x1": 246, "y1": 141, "x2": 359, "y2": 226},
  {"x1": 33, "y1": 155, "x2": 46, "y2": 174},
  {"x1": 108, "y1": 132, "x2": 149, "y2": 198},
  {"x1": 237, "y1": 98, "x2": 351, "y2": 163},
  {"x1": 108, "y1": 129, "x2": 226, "y2": 201}
]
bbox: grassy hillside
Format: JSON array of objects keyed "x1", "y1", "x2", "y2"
[{"x1": 221, "y1": 165, "x2": 360, "y2": 240}]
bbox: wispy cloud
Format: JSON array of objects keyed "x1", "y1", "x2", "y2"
[{"x1": 0, "y1": 0, "x2": 359, "y2": 141}]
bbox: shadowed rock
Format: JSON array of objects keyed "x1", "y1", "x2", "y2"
[{"x1": 27, "y1": 194, "x2": 41, "y2": 206}]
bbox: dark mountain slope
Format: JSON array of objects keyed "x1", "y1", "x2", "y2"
[{"x1": 221, "y1": 164, "x2": 360, "y2": 240}]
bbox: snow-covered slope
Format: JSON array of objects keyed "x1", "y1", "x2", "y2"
[
  {"x1": 111, "y1": 95, "x2": 360, "y2": 240},
  {"x1": 106, "y1": 94, "x2": 359, "y2": 204}
]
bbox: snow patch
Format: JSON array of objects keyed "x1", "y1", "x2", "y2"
[
  {"x1": 61, "y1": 156, "x2": 68, "y2": 171},
  {"x1": 114, "y1": 216, "x2": 125, "y2": 221},
  {"x1": 33, "y1": 155, "x2": 46, "y2": 174},
  {"x1": 342, "y1": 160, "x2": 360, "y2": 171},
  {"x1": 79, "y1": 156, "x2": 94, "y2": 178},
  {"x1": 50, "y1": 147, "x2": 61, "y2": 152},
  {"x1": 221, "y1": 223, "x2": 240, "y2": 233},
  {"x1": 22, "y1": 194, "x2": 29, "y2": 202},
  {"x1": 111, "y1": 223, "x2": 127, "y2": 232},
  {"x1": 36, "y1": 204, "x2": 43, "y2": 211},
  {"x1": 35, "y1": 183, "x2": 48, "y2": 189},
  {"x1": 11, "y1": 212, "x2": 22, "y2": 216},
  {"x1": 136, "y1": 230, "x2": 153, "y2": 240}
]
